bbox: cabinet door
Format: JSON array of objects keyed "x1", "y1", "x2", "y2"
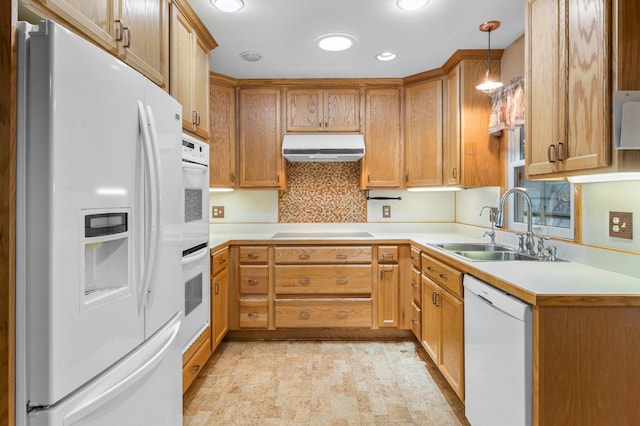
[
  {"x1": 404, "y1": 79, "x2": 443, "y2": 187},
  {"x1": 563, "y1": 0, "x2": 609, "y2": 172},
  {"x1": 324, "y1": 89, "x2": 360, "y2": 131},
  {"x1": 191, "y1": 37, "x2": 210, "y2": 140},
  {"x1": 439, "y1": 289, "x2": 464, "y2": 400},
  {"x1": 209, "y1": 82, "x2": 236, "y2": 188},
  {"x1": 119, "y1": 0, "x2": 168, "y2": 87},
  {"x1": 171, "y1": 8, "x2": 195, "y2": 132},
  {"x1": 444, "y1": 65, "x2": 461, "y2": 186},
  {"x1": 377, "y1": 264, "x2": 399, "y2": 328},
  {"x1": 238, "y1": 88, "x2": 284, "y2": 188},
  {"x1": 362, "y1": 88, "x2": 402, "y2": 188},
  {"x1": 25, "y1": 0, "x2": 118, "y2": 52},
  {"x1": 211, "y1": 268, "x2": 228, "y2": 351},
  {"x1": 421, "y1": 276, "x2": 440, "y2": 363},
  {"x1": 526, "y1": 0, "x2": 562, "y2": 176},
  {"x1": 286, "y1": 89, "x2": 322, "y2": 131}
]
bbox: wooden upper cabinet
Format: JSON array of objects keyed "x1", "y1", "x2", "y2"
[
  {"x1": 361, "y1": 88, "x2": 402, "y2": 189},
  {"x1": 404, "y1": 79, "x2": 443, "y2": 187},
  {"x1": 526, "y1": 0, "x2": 610, "y2": 178},
  {"x1": 170, "y1": 0, "x2": 217, "y2": 139},
  {"x1": 20, "y1": 0, "x2": 168, "y2": 87},
  {"x1": 209, "y1": 78, "x2": 236, "y2": 188},
  {"x1": 118, "y1": 0, "x2": 168, "y2": 87},
  {"x1": 444, "y1": 60, "x2": 500, "y2": 188},
  {"x1": 238, "y1": 88, "x2": 284, "y2": 189},
  {"x1": 286, "y1": 88, "x2": 360, "y2": 132}
]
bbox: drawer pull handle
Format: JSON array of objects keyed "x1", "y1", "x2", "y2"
[
  {"x1": 439, "y1": 273, "x2": 448, "y2": 280},
  {"x1": 432, "y1": 292, "x2": 437, "y2": 305},
  {"x1": 336, "y1": 311, "x2": 348, "y2": 318},
  {"x1": 217, "y1": 258, "x2": 226, "y2": 264},
  {"x1": 298, "y1": 253, "x2": 310, "y2": 260},
  {"x1": 248, "y1": 312, "x2": 259, "y2": 318},
  {"x1": 412, "y1": 319, "x2": 419, "y2": 324},
  {"x1": 427, "y1": 266, "x2": 435, "y2": 272},
  {"x1": 191, "y1": 365, "x2": 200, "y2": 375},
  {"x1": 336, "y1": 278, "x2": 348, "y2": 284},
  {"x1": 411, "y1": 282, "x2": 418, "y2": 288},
  {"x1": 299, "y1": 311, "x2": 311, "y2": 319},
  {"x1": 336, "y1": 253, "x2": 348, "y2": 260},
  {"x1": 298, "y1": 278, "x2": 310, "y2": 285},
  {"x1": 247, "y1": 253, "x2": 260, "y2": 259},
  {"x1": 215, "y1": 283, "x2": 220, "y2": 295},
  {"x1": 248, "y1": 279, "x2": 259, "y2": 285},
  {"x1": 383, "y1": 253, "x2": 393, "y2": 258}
]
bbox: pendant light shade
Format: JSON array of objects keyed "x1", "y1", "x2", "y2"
[{"x1": 476, "y1": 21, "x2": 503, "y2": 93}]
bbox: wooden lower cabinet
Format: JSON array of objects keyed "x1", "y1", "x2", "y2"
[
  {"x1": 275, "y1": 265, "x2": 372, "y2": 294},
  {"x1": 275, "y1": 298, "x2": 372, "y2": 328},
  {"x1": 239, "y1": 298, "x2": 269, "y2": 329},
  {"x1": 211, "y1": 267, "x2": 228, "y2": 351},
  {"x1": 421, "y1": 253, "x2": 464, "y2": 401},
  {"x1": 182, "y1": 328, "x2": 211, "y2": 394}
]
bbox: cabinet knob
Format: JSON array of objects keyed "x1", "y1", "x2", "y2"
[
  {"x1": 247, "y1": 312, "x2": 259, "y2": 318},
  {"x1": 439, "y1": 273, "x2": 448, "y2": 280},
  {"x1": 336, "y1": 253, "x2": 348, "y2": 260},
  {"x1": 298, "y1": 278, "x2": 310, "y2": 285},
  {"x1": 248, "y1": 279, "x2": 259, "y2": 285},
  {"x1": 247, "y1": 253, "x2": 260, "y2": 259},
  {"x1": 336, "y1": 311, "x2": 348, "y2": 318},
  {"x1": 336, "y1": 278, "x2": 348, "y2": 284},
  {"x1": 427, "y1": 266, "x2": 435, "y2": 272},
  {"x1": 298, "y1": 253, "x2": 310, "y2": 260},
  {"x1": 299, "y1": 311, "x2": 311, "y2": 319},
  {"x1": 411, "y1": 282, "x2": 418, "y2": 288}
]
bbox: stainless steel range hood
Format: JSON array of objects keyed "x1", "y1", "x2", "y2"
[{"x1": 282, "y1": 134, "x2": 365, "y2": 162}]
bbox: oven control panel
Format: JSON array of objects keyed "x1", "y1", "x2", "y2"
[{"x1": 181, "y1": 134, "x2": 209, "y2": 166}]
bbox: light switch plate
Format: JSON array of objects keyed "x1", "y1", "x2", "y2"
[
  {"x1": 609, "y1": 211, "x2": 632, "y2": 239},
  {"x1": 212, "y1": 206, "x2": 225, "y2": 218}
]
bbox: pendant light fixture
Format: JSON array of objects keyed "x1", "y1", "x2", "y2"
[{"x1": 476, "y1": 20, "x2": 503, "y2": 93}]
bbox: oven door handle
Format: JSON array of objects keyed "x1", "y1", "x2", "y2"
[
  {"x1": 182, "y1": 162, "x2": 208, "y2": 172},
  {"x1": 182, "y1": 247, "x2": 209, "y2": 266}
]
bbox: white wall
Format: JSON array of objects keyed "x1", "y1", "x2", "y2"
[
  {"x1": 210, "y1": 189, "x2": 456, "y2": 223},
  {"x1": 454, "y1": 187, "x2": 501, "y2": 227},
  {"x1": 581, "y1": 180, "x2": 640, "y2": 252}
]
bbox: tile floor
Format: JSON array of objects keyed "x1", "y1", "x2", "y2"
[{"x1": 183, "y1": 340, "x2": 469, "y2": 425}]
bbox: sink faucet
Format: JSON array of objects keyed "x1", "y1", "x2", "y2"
[
  {"x1": 479, "y1": 206, "x2": 497, "y2": 246},
  {"x1": 495, "y1": 188, "x2": 535, "y2": 256}
]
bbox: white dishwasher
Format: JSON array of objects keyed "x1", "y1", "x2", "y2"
[{"x1": 463, "y1": 275, "x2": 533, "y2": 426}]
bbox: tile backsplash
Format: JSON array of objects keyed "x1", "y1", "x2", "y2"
[{"x1": 279, "y1": 162, "x2": 367, "y2": 223}]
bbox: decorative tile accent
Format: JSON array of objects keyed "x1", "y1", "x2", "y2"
[{"x1": 279, "y1": 162, "x2": 367, "y2": 223}]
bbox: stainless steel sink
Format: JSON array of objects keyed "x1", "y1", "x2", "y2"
[
  {"x1": 453, "y1": 251, "x2": 540, "y2": 262},
  {"x1": 434, "y1": 243, "x2": 512, "y2": 252}
]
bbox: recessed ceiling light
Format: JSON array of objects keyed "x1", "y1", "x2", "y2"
[
  {"x1": 239, "y1": 51, "x2": 261, "y2": 62},
  {"x1": 314, "y1": 33, "x2": 356, "y2": 52},
  {"x1": 396, "y1": 0, "x2": 430, "y2": 11},
  {"x1": 210, "y1": 0, "x2": 244, "y2": 13},
  {"x1": 376, "y1": 52, "x2": 397, "y2": 61}
]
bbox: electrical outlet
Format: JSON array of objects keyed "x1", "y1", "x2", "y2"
[
  {"x1": 212, "y1": 206, "x2": 225, "y2": 218},
  {"x1": 382, "y1": 205, "x2": 391, "y2": 218},
  {"x1": 609, "y1": 211, "x2": 632, "y2": 239}
]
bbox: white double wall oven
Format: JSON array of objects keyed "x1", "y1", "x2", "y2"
[{"x1": 180, "y1": 133, "x2": 211, "y2": 351}]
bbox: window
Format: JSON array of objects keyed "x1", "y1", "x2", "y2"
[{"x1": 506, "y1": 128, "x2": 574, "y2": 240}]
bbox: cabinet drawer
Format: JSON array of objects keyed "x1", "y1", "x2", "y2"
[
  {"x1": 275, "y1": 298, "x2": 372, "y2": 328},
  {"x1": 410, "y1": 246, "x2": 421, "y2": 270},
  {"x1": 211, "y1": 248, "x2": 228, "y2": 276},
  {"x1": 421, "y1": 253, "x2": 462, "y2": 298},
  {"x1": 411, "y1": 267, "x2": 422, "y2": 306},
  {"x1": 378, "y1": 245, "x2": 398, "y2": 263},
  {"x1": 411, "y1": 301, "x2": 421, "y2": 340},
  {"x1": 274, "y1": 246, "x2": 372, "y2": 264},
  {"x1": 182, "y1": 337, "x2": 211, "y2": 394},
  {"x1": 275, "y1": 265, "x2": 372, "y2": 294},
  {"x1": 239, "y1": 299, "x2": 269, "y2": 328},
  {"x1": 239, "y1": 246, "x2": 269, "y2": 264},
  {"x1": 239, "y1": 265, "x2": 269, "y2": 295}
]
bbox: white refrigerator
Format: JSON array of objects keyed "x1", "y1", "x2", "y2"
[{"x1": 16, "y1": 20, "x2": 183, "y2": 425}]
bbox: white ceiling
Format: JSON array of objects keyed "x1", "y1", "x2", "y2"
[{"x1": 188, "y1": 0, "x2": 525, "y2": 79}]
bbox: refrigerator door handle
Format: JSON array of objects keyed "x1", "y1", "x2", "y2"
[
  {"x1": 61, "y1": 314, "x2": 181, "y2": 425},
  {"x1": 137, "y1": 101, "x2": 160, "y2": 313},
  {"x1": 143, "y1": 104, "x2": 163, "y2": 310},
  {"x1": 182, "y1": 246, "x2": 209, "y2": 266}
]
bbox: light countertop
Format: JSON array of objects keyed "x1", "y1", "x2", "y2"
[{"x1": 209, "y1": 226, "x2": 640, "y2": 306}]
